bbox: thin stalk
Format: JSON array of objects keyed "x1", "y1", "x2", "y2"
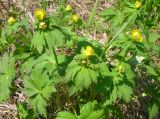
[
  {"x1": 47, "y1": 42, "x2": 61, "y2": 109},
  {"x1": 100, "y1": 0, "x2": 152, "y2": 59},
  {"x1": 50, "y1": 47, "x2": 61, "y2": 109},
  {"x1": 56, "y1": 85, "x2": 61, "y2": 109},
  {"x1": 87, "y1": 0, "x2": 100, "y2": 28},
  {"x1": 52, "y1": 47, "x2": 59, "y2": 67}
]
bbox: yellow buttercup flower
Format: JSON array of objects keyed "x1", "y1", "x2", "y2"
[
  {"x1": 39, "y1": 22, "x2": 47, "y2": 29},
  {"x1": 72, "y1": 14, "x2": 80, "y2": 23},
  {"x1": 83, "y1": 46, "x2": 94, "y2": 57},
  {"x1": 132, "y1": 29, "x2": 143, "y2": 42},
  {"x1": 8, "y1": 17, "x2": 16, "y2": 25},
  {"x1": 34, "y1": 9, "x2": 46, "y2": 20},
  {"x1": 135, "y1": 1, "x2": 142, "y2": 9},
  {"x1": 65, "y1": 4, "x2": 72, "y2": 11}
]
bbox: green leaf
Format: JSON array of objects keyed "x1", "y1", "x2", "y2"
[
  {"x1": 44, "y1": 29, "x2": 65, "y2": 48},
  {"x1": 35, "y1": 52, "x2": 57, "y2": 74},
  {"x1": 56, "y1": 101, "x2": 105, "y2": 119},
  {"x1": 56, "y1": 111, "x2": 77, "y2": 119},
  {"x1": 80, "y1": 101, "x2": 105, "y2": 119},
  {"x1": 100, "y1": 8, "x2": 116, "y2": 19},
  {"x1": 147, "y1": 66, "x2": 157, "y2": 76},
  {"x1": 99, "y1": 63, "x2": 110, "y2": 76},
  {"x1": 148, "y1": 102, "x2": 159, "y2": 119},
  {"x1": 17, "y1": 103, "x2": 36, "y2": 119},
  {"x1": 0, "y1": 53, "x2": 15, "y2": 102},
  {"x1": 66, "y1": 60, "x2": 99, "y2": 92},
  {"x1": 20, "y1": 52, "x2": 57, "y2": 75},
  {"x1": 117, "y1": 83, "x2": 133, "y2": 102},
  {"x1": 31, "y1": 31, "x2": 45, "y2": 54},
  {"x1": 112, "y1": 33, "x2": 131, "y2": 57},
  {"x1": 65, "y1": 60, "x2": 81, "y2": 82},
  {"x1": 104, "y1": 62, "x2": 135, "y2": 105},
  {"x1": 23, "y1": 69, "x2": 56, "y2": 117},
  {"x1": 124, "y1": 63, "x2": 136, "y2": 85},
  {"x1": 148, "y1": 32, "x2": 160, "y2": 43},
  {"x1": 20, "y1": 57, "x2": 37, "y2": 75}
]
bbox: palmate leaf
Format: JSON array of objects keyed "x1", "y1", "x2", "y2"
[
  {"x1": 105, "y1": 80, "x2": 134, "y2": 105},
  {"x1": 111, "y1": 33, "x2": 132, "y2": 57},
  {"x1": 23, "y1": 69, "x2": 56, "y2": 117},
  {"x1": 0, "y1": 52, "x2": 15, "y2": 102},
  {"x1": 35, "y1": 51, "x2": 57, "y2": 74},
  {"x1": 79, "y1": 101, "x2": 105, "y2": 119},
  {"x1": 56, "y1": 111, "x2": 77, "y2": 119},
  {"x1": 31, "y1": 31, "x2": 45, "y2": 54},
  {"x1": 66, "y1": 60, "x2": 99, "y2": 92},
  {"x1": 104, "y1": 62, "x2": 135, "y2": 105},
  {"x1": 44, "y1": 29, "x2": 65, "y2": 48},
  {"x1": 117, "y1": 83, "x2": 134, "y2": 102},
  {"x1": 20, "y1": 51, "x2": 57, "y2": 75},
  {"x1": 56, "y1": 101, "x2": 105, "y2": 119},
  {"x1": 31, "y1": 29, "x2": 66, "y2": 54}
]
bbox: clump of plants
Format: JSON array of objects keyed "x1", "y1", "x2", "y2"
[{"x1": 0, "y1": 0, "x2": 160, "y2": 119}]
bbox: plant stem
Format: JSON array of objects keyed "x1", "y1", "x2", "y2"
[
  {"x1": 52, "y1": 47, "x2": 59, "y2": 67},
  {"x1": 56, "y1": 85, "x2": 61, "y2": 109},
  {"x1": 87, "y1": 0, "x2": 100, "y2": 28}
]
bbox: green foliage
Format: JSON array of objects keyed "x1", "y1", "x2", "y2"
[
  {"x1": 79, "y1": 101, "x2": 105, "y2": 119},
  {"x1": 21, "y1": 52, "x2": 57, "y2": 75},
  {"x1": 0, "y1": 52, "x2": 15, "y2": 102},
  {"x1": 17, "y1": 103, "x2": 36, "y2": 119},
  {"x1": 0, "y1": 0, "x2": 160, "y2": 118},
  {"x1": 148, "y1": 101, "x2": 159, "y2": 119},
  {"x1": 56, "y1": 101, "x2": 105, "y2": 119},
  {"x1": 66, "y1": 56, "x2": 99, "y2": 93},
  {"x1": 31, "y1": 29, "x2": 66, "y2": 54},
  {"x1": 56, "y1": 111, "x2": 77, "y2": 119},
  {"x1": 102, "y1": 62, "x2": 135, "y2": 105},
  {"x1": 23, "y1": 69, "x2": 56, "y2": 117},
  {"x1": 31, "y1": 31, "x2": 45, "y2": 54}
]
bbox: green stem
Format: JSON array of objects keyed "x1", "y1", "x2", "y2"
[
  {"x1": 56, "y1": 85, "x2": 61, "y2": 109},
  {"x1": 52, "y1": 47, "x2": 59, "y2": 67},
  {"x1": 87, "y1": 0, "x2": 100, "y2": 28},
  {"x1": 100, "y1": 0, "x2": 152, "y2": 59}
]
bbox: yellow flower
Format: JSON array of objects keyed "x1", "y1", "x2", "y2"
[
  {"x1": 39, "y1": 22, "x2": 47, "y2": 29},
  {"x1": 34, "y1": 9, "x2": 46, "y2": 20},
  {"x1": 117, "y1": 65, "x2": 125, "y2": 73},
  {"x1": 135, "y1": 1, "x2": 142, "y2": 9},
  {"x1": 8, "y1": 17, "x2": 16, "y2": 25},
  {"x1": 83, "y1": 46, "x2": 94, "y2": 57},
  {"x1": 72, "y1": 14, "x2": 80, "y2": 23},
  {"x1": 132, "y1": 29, "x2": 143, "y2": 42},
  {"x1": 65, "y1": 4, "x2": 72, "y2": 11}
]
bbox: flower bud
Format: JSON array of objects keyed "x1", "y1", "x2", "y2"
[
  {"x1": 65, "y1": 5, "x2": 72, "y2": 11},
  {"x1": 117, "y1": 65, "x2": 125, "y2": 73},
  {"x1": 132, "y1": 29, "x2": 143, "y2": 42},
  {"x1": 135, "y1": 1, "x2": 142, "y2": 9},
  {"x1": 39, "y1": 22, "x2": 47, "y2": 29},
  {"x1": 72, "y1": 14, "x2": 80, "y2": 23},
  {"x1": 8, "y1": 17, "x2": 16, "y2": 25}
]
